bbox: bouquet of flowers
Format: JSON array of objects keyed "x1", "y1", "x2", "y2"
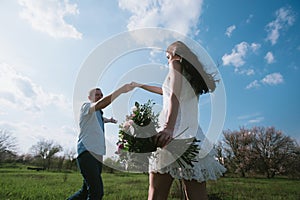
[{"x1": 116, "y1": 100, "x2": 200, "y2": 168}]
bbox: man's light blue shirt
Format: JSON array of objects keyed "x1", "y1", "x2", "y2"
[{"x1": 77, "y1": 102, "x2": 105, "y2": 156}]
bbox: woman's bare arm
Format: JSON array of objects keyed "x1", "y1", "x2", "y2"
[
  {"x1": 132, "y1": 82, "x2": 163, "y2": 95},
  {"x1": 156, "y1": 60, "x2": 182, "y2": 147}
]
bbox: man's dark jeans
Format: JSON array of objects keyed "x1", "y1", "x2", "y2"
[{"x1": 67, "y1": 151, "x2": 103, "y2": 200}]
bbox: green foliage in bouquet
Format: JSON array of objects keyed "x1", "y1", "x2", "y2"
[
  {"x1": 116, "y1": 100, "x2": 201, "y2": 168},
  {"x1": 117, "y1": 100, "x2": 159, "y2": 153}
]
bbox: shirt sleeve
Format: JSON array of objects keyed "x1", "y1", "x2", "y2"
[{"x1": 81, "y1": 102, "x2": 91, "y2": 116}]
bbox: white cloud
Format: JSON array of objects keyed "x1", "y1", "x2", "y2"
[
  {"x1": 118, "y1": 0, "x2": 203, "y2": 35},
  {"x1": 246, "y1": 80, "x2": 260, "y2": 89},
  {"x1": 248, "y1": 117, "x2": 264, "y2": 124},
  {"x1": 250, "y1": 43, "x2": 261, "y2": 52},
  {"x1": 0, "y1": 120, "x2": 76, "y2": 154},
  {"x1": 222, "y1": 42, "x2": 261, "y2": 68},
  {"x1": 235, "y1": 68, "x2": 255, "y2": 76},
  {"x1": 265, "y1": 6, "x2": 295, "y2": 45},
  {"x1": 0, "y1": 62, "x2": 75, "y2": 153},
  {"x1": 237, "y1": 112, "x2": 261, "y2": 120},
  {"x1": 0, "y1": 62, "x2": 71, "y2": 113},
  {"x1": 246, "y1": 72, "x2": 284, "y2": 89},
  {"x1": 18, "y1": 0, "x2": 82, "y2": 39},
  {"x1": 261, "y1": 72, "x2": 284, "y2": 85},
  {"x1": 246, "y1": 14, "x2": 253, "y2": 23},
  {"x1": 264, "y1": 52, "x2": 275, "y2": 64},
  {"x1": 225, "y1": 25, "x2": 236, "y2": 38},
  {"x1": 222, "y1": 42, "x2": 248, "y2": 67},
  {"x1": 237, "y1": 113, "x2": 264, "y2": 125}
]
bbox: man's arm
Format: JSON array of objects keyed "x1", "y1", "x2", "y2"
[
  {"x1": 89, "y1": 83, "x2": 134, "y2": 113},
  {"x1": 103, "y1": 117, "x2": 117, "y2": 124}
]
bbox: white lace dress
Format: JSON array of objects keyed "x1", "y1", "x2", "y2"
[{"x1": 149, "y1": 73, "x2": 226, "y2": 182}]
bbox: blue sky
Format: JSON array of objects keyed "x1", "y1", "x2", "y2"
[{"x1": 0, "y1": 0, "x2": 299, "y2": 157}]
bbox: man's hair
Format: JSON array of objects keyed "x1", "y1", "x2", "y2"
[{"x1": 88, "y1": 88, "x2": 101, "y2": 97}]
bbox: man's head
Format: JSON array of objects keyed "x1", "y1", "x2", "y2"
[{"x1": 88, "y1": 88, "x2": 103, "y2": 102}]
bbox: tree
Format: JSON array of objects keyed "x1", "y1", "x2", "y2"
[
  {"x1": 215, "y1": 141, "x2": 226, "y2": 166},
  {"x1": 30, "y1": 139, "x2": 63, "y2": 169},
  {"x1": 285, "y1": 143, "x2": 300, "y2": 179},
  {"x1": 117, "y1": 151, "x2": 150, "y2": 172},
  {"x1": 64, "y1": 148, "x2": 77, "y2": 170},
  {"x1": 252, "y1": 126, "x2": 296, "y2": 178},
  {"x1": 223, "y1": 127, "x2": 255, "y2": 177},
  {"x1": 0, "y1": 129, "x2": 17, "y2": 164},
  {"x1": 223, "y1": 126, "x2": 298, "y2": 178}
]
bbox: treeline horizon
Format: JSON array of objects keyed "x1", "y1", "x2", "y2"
[{"x1": 1, "y1": 126, "x2": 299, "y2": 179}]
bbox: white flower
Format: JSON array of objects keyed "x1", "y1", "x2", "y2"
[
  {"x1": 131, "y1": 106, "x2": 138, "y2": 112},
  {"x1": 122, "y1": 119, "x2": 134, "y2": 131}
]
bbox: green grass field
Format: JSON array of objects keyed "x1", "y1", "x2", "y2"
[{"x1": 0, "y1": 167, "x2": 299, "y2": 200}]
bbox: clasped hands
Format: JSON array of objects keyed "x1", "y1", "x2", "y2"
[{"x1": 120, "y1": 82, "x2": 142, "y2": 93}]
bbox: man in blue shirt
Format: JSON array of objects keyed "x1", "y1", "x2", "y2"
[{"x1": 68, "y1": 84, "x2": 134, "y2": 200}]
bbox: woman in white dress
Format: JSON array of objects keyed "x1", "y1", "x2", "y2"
[{"x1": 133, "y1": 41, "x2": 226, "y2": 200}]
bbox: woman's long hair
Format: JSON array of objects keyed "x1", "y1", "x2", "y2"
[{"x1": 167, "y1": 41, "x2": 217, "y2": 96}]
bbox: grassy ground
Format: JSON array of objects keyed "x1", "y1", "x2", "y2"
[{"x1": 0, "y1": 167, "x2": 299, "y2": 200}]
